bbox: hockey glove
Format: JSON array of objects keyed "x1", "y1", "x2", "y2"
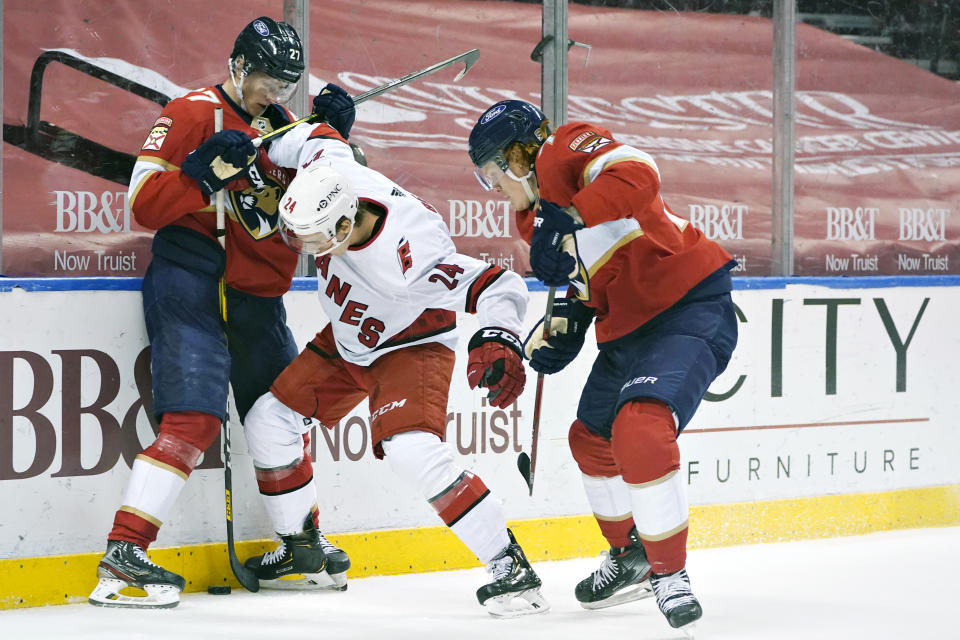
[
  {"x1": 524, "y1": 297, "x2": 595, "y2": 374},
  {"x1": 182, "y1": 130, "x2": 257, "y2": 196},
  {"x1": 467, "y1": 328, "x2": 527, "y2": 409},
  {"x1": 312, "y1": 83, "x2": 356, "y2": 139},
  {"x1": 529, "y1": 199, "x2": 583, "y2": 286}
]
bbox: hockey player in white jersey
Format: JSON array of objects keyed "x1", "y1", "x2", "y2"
[{"x1": 238, "y1": 126, "x2": 548, "y2": 616}]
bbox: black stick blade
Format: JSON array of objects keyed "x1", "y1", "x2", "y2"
[
  {"x1": 228, "y1": 551, "x2": 260, "y2": 592},
  {"x1": 517, "y1": 452, "x2": 533, "y2": 496}
]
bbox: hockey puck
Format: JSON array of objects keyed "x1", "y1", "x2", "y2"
[{"x1": 207, "y1": 585, "x2": 232, "y2": 595}]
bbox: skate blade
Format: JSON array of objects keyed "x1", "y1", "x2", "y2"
[
  {"x1": 483, "y1": 588, "x2": 551, "y2": 618},
  {"x1": 88, "y1": 578, "x2": 180, "y2": 609},
  {"x1": 259, "y1": 570, "x2": 347, "y2": 591},
  {"x1": 579, "y1": 581, "x2": 654, "y2": 610}
]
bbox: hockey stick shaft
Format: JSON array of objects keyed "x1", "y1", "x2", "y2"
[
  {"x1": 517, "y1": 230, "x2": 578, "y2": 493},
  {"x1": 518, "y1": 286, "x2": 556, "y2": 495},
  {"x1": 251, "y1": 48, "x2": 480, "y2": 148},
  {"x1": 214, "y1": 108, "x2": 260, "y2": 593}
]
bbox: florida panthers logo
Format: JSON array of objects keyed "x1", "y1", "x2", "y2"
[
  {"x1": 227, "y1": 157, "x2": 294, "y2": 240},
  {"x1": 569, "y1": 131, "x2": 613, "y2": 154}
]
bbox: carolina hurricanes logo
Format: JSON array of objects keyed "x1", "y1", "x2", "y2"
[
  {"x1": 228, "y1": 158, "x2": 294, "y2": 240},
  {"x1": 397, "y1": 238, "x2": 413, "y2": 274}
]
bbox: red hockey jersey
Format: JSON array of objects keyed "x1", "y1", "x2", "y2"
[
  {"x1": 128, "y1": 85, "x2": 301, "y2": 296},
  {"x1": 525, "y1": 122, "x2": 733, "y2": 344}
]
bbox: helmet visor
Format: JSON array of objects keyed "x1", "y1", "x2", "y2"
[
  {"x1": 258, "y1": 74, "x2": 298, "y2": 103},
  {"x1": 280, "y1": 219, "x2": 353, "y2": 256},
  {"x1": 474, "y1": 159, "x2": 508, "y2": 192}
]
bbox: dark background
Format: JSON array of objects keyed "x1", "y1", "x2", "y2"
[{"x1": 505, "y1": 0, "x2": 960, "y2": 80}]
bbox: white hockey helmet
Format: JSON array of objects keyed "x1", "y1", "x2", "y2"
[{"x1": 278, "y1": 164, "x2": 359, "y2": 256}]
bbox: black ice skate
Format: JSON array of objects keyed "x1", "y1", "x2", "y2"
[
  {"x1": 650, "y1": 568, "x2": 703, "y2": 636},
  {"x1": 575, "y1": 527, "x2": 653, "y2": 609},
  {"x1": 88, "y1": 540, "x2": 185, "y2": 609},
  {"x1": 476, "y1": 529, "x2": 550, "y2": 617},
  {"x1": 244, "y1": 514, "x2": 350, "y2": 591}
]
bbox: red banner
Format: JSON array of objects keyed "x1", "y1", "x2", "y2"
[{"x1": 4, "y1": 0, "x2": 959, "y2": 277}]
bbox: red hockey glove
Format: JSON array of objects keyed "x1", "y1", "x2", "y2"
[{"x1": 467, "y1": 328, "x2": 526, "y2": 409}]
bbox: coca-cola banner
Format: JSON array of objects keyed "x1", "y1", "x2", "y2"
[{"x1": 3, "y1": 1, "x2": 958, "y2": 276}]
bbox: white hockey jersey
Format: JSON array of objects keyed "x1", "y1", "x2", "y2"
[{"x1": 268, "y1": 124, "x2": 528, "y2": 366}]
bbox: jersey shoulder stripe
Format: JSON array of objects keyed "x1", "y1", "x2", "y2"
[{"x1": 464, "y1": 266, "x2": 505, "y2": 313}]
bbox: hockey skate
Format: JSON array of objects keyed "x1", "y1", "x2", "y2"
[
  {"x1": 244, "y1": 514, "x2": 350, "y2": 591},
  {"x1": 575, "y1": 528, "x2": 653, "y2": 609},
  {"x1": 476, "y1": 529, "x2": 550, "y2": 618},
  {"x1": 650, "y1": 568, "x2": 702, "y2": 637},
  {"x1": 88, "y1": 540, "x2": 186, "y2": 609}
]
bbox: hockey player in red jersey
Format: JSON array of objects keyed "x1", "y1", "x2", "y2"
[
  {"x1": 233, "y1": 123, "x2": 549, "y2": 617},
  {"x1": 468, "y1": 100, "x2": 739, "y2": 633},
  {"x1": 89, "y1": 17, "x2": 356, "y2": 608}
]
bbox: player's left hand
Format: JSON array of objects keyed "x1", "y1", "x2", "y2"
[
  {"x1": 466, "y1": 328, "x2": 526, "y2": 408},
  {"x1": 182, "y1": 130, "x2": 258, "y2": 196},
  {"x1": 312, "y1": 83, "x2": 356, "y2": 139},
  {"x1": 530, "y1": 199, "x2": 583, "y2": 286},
  {"x1": 524, "y1": 297, "x2": 594, "y2": 374}
]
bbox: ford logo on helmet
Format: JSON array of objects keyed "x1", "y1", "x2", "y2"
[
  {"x1": 480, "y1": 103, "x2": 507, "y2": 125},
  {"x1": 253, "y1": 19, "x2": 270, "y2": 36}
]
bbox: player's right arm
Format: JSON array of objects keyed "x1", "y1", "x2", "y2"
[
  {"x1": 403, "y1": 233, "x2": 529, "y2": 409},
  {"x1": 127, "y1": 95, "x2": 217, "y2": 230},
  {"x1": 542, "y1": 123, "x2": 662, "y2": 228},
  {"x1": 264, "y1": 121, "x2": 352, "y2": 170}
]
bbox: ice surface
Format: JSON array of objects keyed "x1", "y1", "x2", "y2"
[{"x1": 2, "y1": 526, "x2": 956, "y2": 639}]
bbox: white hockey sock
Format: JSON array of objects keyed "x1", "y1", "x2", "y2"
[
  {"x1": 383, "y1": 431, "x2": 509, "y2": 564},
  {"x1": 581, "y1": 472, "x2": 633, "y2": 522},
  {"x1": 628, "y1": 469, "x2": 688, "y2": 539},
  {"x1": 120, "y1": 456, "x2": 188, "y2": 527},
  {"x1": 450, "y1": 495, "x2": 510, "y2": 564},
  {"x1": 260, "y1": 481, "x2": 318, "y2": 536}
]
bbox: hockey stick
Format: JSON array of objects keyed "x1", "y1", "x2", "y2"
[
  {"x1": 517, "y1": 286, "x2": 556, "y2": 496},
  {"x1": 517, "y1": 232, "x2": 579, "y2": 494},
  {"x1": 251, "y1": 48, "x2": 480, "y2": 148},
  {"x1": 214, "y1": 107, "x2": 260, "y2": 593}
]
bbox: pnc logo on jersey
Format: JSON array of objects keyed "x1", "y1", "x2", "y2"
[
  {"x1": 569, "y1": 132, "x2": 613, "y2": 154},
  {"x1": 397, "y1": 239, "x2": 413, "y2": 274}
]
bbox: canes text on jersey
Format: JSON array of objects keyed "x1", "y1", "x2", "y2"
[{"x1": 316, "y1": 255, "x2": 386, "y2": 347}]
